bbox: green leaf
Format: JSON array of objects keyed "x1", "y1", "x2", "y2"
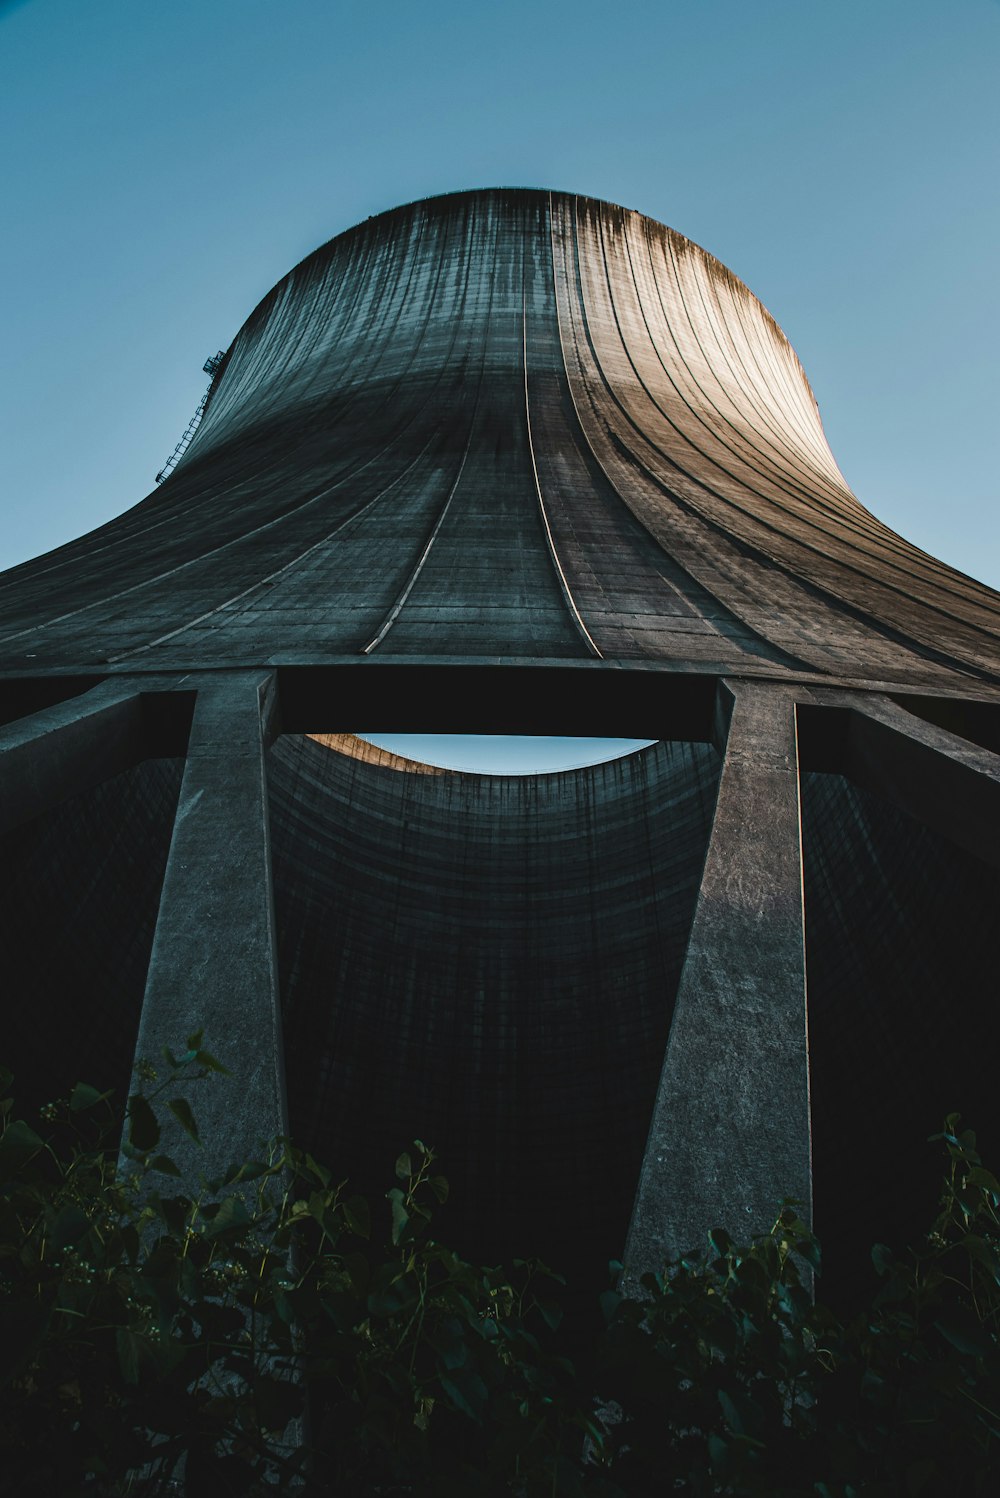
[
  {"x1": 204, "y1": 1195, "x2": 251, "y2": 1237},
  {"x1": 0, "y1": 1119, "x2": 44, "y2": 1181},
  {"x1": 796, "y1": 1233, "x2": 822, "y2": 1272},
  {"x1": 431, "y1": 1320, "x2": 469, "y2": 1371},
  {"x1": 167, "y1": 1097, "x2": 200, "y2": 1144},
  {"x1": 935, "y1": 1309, "x2": 993, "y2": 1358},
  {"x1": 194, "y1": 1049, "x2": 229, "y2": 1075},
  {"x1": 707, "y1": 1432, "x2": 728, "y2": 1469},
  {"x1": 395, "y1": 1151, "x2": 413, "y2": 1181},
  {"x1": 69, "y1": 1081, "x2": 108, "y2": 1112},
  {"x1": 439, "y1": 1368, "x2": 488, "y2": 1423},
  {"x1": 128, "y1": 1095, "x2": 160, "y2": 1153},
  {"x1": 116, "y1": 1327, "x2": 142, "y2": 1385},
  {"x1": 718, "y1": 1388, "x2": 744, "y2": 1435},
  {"x1": 343, "y1": 1196, "x2": 371, "y2": 1239},
  {"x1": 599, "y1": 1289, "x2": 622, "y2": 1324},
  {"x1": 148, "y1": 1154, "x2": 182, "y2": 1177},
  {"x1": 302, "y1": 1152, "x2": 331, "y2": 1187},
  {"x1": 871, "y1": 1242, "x2": 894, "y2": 1276},
  {"x1": 709, "y1": 1226, "x2": 733, "y2": 1258},
  {"x1": 387, "y1": 1186, "x2": 409, "y2": 1245}
]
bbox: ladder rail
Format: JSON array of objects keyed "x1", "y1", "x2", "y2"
[{"x1": 155, "y1": 351, "x2": 225, "y2": 484}]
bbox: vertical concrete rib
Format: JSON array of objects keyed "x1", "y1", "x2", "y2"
[
  {"x1": 131, "y1": 670, "x2": 288, "y2": 1178},
  {"x1": 521, "y1": 288, "x2": 602, "y2": 658},
  {"x1": 624, "y1": 679, "x2": 810, "y2": 1277}
]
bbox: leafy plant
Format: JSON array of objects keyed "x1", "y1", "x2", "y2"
[
  {"x1": 0, "y1": 1040, "x2": 591, "y2": 1496},
  {"x1": 2, "y1": 1036, "x2": 1000, "y2": 1497},
  {"x1": 594, "y1": 1114, "x2": 1000, "y2": 1496}
]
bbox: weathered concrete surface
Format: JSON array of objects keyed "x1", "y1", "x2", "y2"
[
  {"x1": 624, "y1": 679, "x2": 810, "y2": 1277},
  {"x1": 268, "y1": 731, "x2": 721, "y2": 1285},
  {"x1": 2, "y1": 185, "x2": 1000, "y2": 1302},
  {"x1": 130, "y1": 671, "x2": 287, "y2": 1179},
  {"x1": 1, "y1": 190, "x2": 999, "y2": 688}
]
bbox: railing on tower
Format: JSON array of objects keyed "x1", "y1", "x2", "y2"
[{"x1": 154, "y1": 351, "x2": 226, "y2": 485}]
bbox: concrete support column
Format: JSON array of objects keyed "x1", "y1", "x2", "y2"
[
  {"x1": 132, "y1": 670, "x2": 287, "y2": 1178},
  {"x1": 624, "y1": 679, "x2": 810, "y2": 1278}
]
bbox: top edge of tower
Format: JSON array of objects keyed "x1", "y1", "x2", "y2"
[{"x1": 225, "y1": 186, "x2": 813, "y2": 407}]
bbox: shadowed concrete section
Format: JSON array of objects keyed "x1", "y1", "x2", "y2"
[
  {"x1": 0, "y1": 750, "x2": 182, "y2": 1119},
  {"x1": 0, "y1": 680, "x2": 146, "y2": 835},
  {"x1": 130, "y1": 671, "x2": 288, "y2": 1178},
  {"x1": 268, "y1": 730, "x2": 721, "y2": 1285},
  {"x1": 0, "y1": 675, "x2": 193, "y2": 835},
  {"x1": 624, "y1": 680, "x2": 810, "y2": 1277},
  {"x1": 799, "y1": 692, "x2": 1000, "y2": 869}
]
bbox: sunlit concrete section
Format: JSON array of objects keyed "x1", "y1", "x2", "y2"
[
  {"x1": 2, "y1": 188, "x2": 1000, "y2": 1296},
  {"x1": 2, "y1": 188, "x2": 999, "y2": 685}
]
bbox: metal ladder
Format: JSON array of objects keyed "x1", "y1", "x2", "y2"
[{"x1": 155, "y1": 351, "x2": 226, "y2": 485}]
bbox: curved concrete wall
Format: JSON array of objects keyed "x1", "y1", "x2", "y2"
[
  {"x1": 2, "y1": 189, "x2": 999, "y2": 687},
  {"x1": 269, "y1": 734, "x2": 720, "y2": 1281}
]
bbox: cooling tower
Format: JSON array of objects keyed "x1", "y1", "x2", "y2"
[{"x1": 2, "y1": 188, "x2": 999, "y2": 1293}]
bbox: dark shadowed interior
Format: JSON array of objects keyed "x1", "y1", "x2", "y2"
[
  {"x1": 801, "y1": 770, "x2": 1000, "y2": 1302},
  {"x1": 270, "y1": 733, "x2": 720, "y2": 1288},
  {"x1": 0, "y1": 759, "x2": 183, "y2": 1113}
]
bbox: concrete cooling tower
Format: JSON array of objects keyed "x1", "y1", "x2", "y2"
[{"x1": 2, "y1": 188, "x2": 999, "y2": 1295}]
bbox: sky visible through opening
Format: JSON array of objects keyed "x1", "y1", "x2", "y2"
[{"x1": 358, "y1": 735, "x2": 657, "y2": 774}]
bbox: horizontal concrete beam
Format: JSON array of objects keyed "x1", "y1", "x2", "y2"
[{"x1": 277, "y1": 662, "x2": 717, "y2": 741}]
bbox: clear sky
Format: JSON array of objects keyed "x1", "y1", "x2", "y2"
[{"x1": 1, "y1": 0, "x2": 997, "y2": 771}]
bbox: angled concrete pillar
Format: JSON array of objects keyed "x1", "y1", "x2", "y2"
[
  {"x1": 624, "y1": 679, "x2": 810, "y2": 1279},
  {"x1": 131, "y1": 670, "x2": 288, "y2": 1179}
]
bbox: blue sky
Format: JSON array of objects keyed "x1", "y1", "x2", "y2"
[{"x1": 1, "y1": 0, "x2": 997, "y2": 770}]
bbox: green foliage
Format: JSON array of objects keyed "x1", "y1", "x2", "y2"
[
  {"x1": 2, "y1": 1035, "x2": 1000, "y2": 1497},
  {"x1": 593, "y1": 1113, "x2": 1000, "y2": 1496},
  {"x1": 0, "y1": 1046, "x2": 589, "y2": 1496}
]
